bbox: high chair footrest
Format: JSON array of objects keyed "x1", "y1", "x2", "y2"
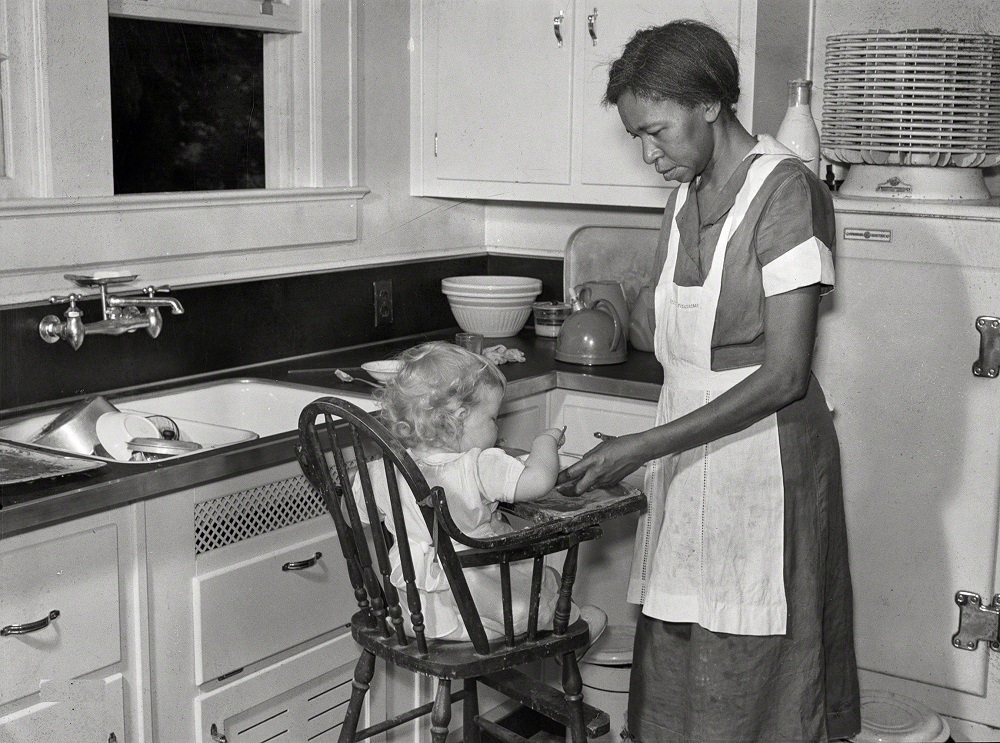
[
  {"x1": 479, "y1": 669, "x2": 611, "y2": 738},
  {"x1": 474, "y1": 716, "x2": 531, "y2": 743}
]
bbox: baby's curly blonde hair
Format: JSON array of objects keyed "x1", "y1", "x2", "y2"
[{"x1": 375, "y1": 341, "x2": 506, "y2": 450}]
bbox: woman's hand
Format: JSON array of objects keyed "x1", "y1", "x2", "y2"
[{"x1": 556, "y1": 433, "x2": 648, "y2": 495}]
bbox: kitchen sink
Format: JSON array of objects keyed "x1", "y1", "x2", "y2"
[
  {"x1": 0, "y1": 378, "x2": 377, "y2": 463},
  {"x1": 114, "y1": 378, "x2": 378, "y2": 438},
  {"x1": 0, "y1": 409, "x2": 259, "y2": 464}
]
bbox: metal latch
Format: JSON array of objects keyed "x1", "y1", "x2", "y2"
[
  {"x1": 952, "y1": 591, "x2": 1000, "y2": 651},
  {"x1": 973, "y1": 316, "x2": 1000, "y2": 378}
]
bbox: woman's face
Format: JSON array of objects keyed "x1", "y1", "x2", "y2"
[
  {"x1": 616, "y1": 90, "x2": 718, "y2": 183},
  {"x1": 457, "y1": 386, "x2": 503, "y2": 452}
]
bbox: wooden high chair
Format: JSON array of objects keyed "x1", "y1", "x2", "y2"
[{"x1": 295, "y1": 397, "x2": 644, "y2": 743}]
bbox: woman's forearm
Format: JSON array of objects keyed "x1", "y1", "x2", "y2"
[
  {"x1": 637, "y1": 285, "x2": 819, "y2": 461},
  {"x1": 557, "y1": 286, "x2": 820, "y2": 493}
]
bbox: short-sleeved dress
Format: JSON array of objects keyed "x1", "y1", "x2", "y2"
[{"x1": 625, "y1": 136, "x2": 861, "y2": 742}]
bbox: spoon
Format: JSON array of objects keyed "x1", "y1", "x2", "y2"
[{"x1": 333, "y1": 368, "x2": 381, "y2": 389}]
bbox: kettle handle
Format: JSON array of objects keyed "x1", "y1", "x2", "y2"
[{"x1": 593, "y1": 298, "x2": 623, "y2": 351}]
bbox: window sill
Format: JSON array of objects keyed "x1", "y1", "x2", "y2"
[{"x1": 0, "y1": 187, "x2": 369, "y2": 306}]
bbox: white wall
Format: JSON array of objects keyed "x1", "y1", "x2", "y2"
[
  {"x1": 351, "y1": 0, "x2": 485, "y2": 263},
  {"x1": 484, "y1": 0, "x2": 1000, "y2": 262}
]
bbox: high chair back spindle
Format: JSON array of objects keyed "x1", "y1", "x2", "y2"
[{"x1": 296, "y1": 396, "x2": 635, "y2": 743}]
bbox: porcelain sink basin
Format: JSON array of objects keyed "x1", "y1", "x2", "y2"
[
  {"x1": 112, "y1": 378, "x2": 378, "y2": 439},
  {"x1": 0, "y1": 409, "x2": 259, "y2": 464},
  {"x1": 0, "y1": 378, "x2": 377, "y2": 463}
]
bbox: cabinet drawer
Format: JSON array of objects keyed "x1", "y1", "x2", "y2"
[
  {"x1": 0, "y1": 524, "x2": 120, "y2": 707},
  {"x1": 195, "y1": 631, "x2": 376, "y2": 743},
  {"x1": 194, "y1": 531, "x2": 350, "y2": 683},
  {"x1": 549, "y1": 390, "x2": 656, "y2": 457}
]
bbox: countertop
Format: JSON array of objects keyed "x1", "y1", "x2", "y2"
[{"x1": 0, "y1": 329, "x2": 663, "y2": 538}]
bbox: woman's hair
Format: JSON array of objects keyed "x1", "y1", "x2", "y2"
[
  {"x1": 604, "y1": 20, "x2": 740, "y2": 113},
  {"x1": 376, "y1": 341, "x2": 506, "y2": 450}
]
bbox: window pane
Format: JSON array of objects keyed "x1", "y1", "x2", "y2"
[{"x1": 109, "y1": 17, "x2": 265, "y2": 194}]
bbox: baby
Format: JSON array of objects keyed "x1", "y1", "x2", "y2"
[{"x1": 356, "y1": 341, "x2": 604, "y2": 643}]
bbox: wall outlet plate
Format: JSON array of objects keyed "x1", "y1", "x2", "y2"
[{"x1": 373, "y1": 279, "x2": 393, "y2": 327}]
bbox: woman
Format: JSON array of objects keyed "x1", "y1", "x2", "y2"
[{"x1": 557, "y1": 20, "x2": 861, "y2": 742}]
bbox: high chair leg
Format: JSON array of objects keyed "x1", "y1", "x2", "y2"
[
  {"x1": 463, "y1": 678, "x2": 482, "y2": 743},
  {"x1": 340, "y1": 649, "x2": 376, "y2": 743},
  {"x1": 430, "y1": 678, "x2": 452, "y2": 743},
  {"x1": 561, "y1": 651, "x2": 586, "y2": 742}
]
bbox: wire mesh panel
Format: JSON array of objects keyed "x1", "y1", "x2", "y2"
[{"x1": 194, "y1": 474, "x2": 328, "y2": 555}]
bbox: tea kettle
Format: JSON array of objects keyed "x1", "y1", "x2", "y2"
[{"x1": 554, "y1": 290, "x2": 627, "y2": 365}]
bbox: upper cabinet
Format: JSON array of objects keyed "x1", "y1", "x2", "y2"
[{"x1": 410, "y1": 0, "x2": 810, "y2": 208}]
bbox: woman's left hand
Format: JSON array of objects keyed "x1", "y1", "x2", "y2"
[{"x1": 556, "y1": 433, "x2": 647, "y2": 495}]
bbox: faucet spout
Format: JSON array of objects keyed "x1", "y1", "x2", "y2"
[{"x1": 107, "y1": 295, "x2": 184, "y2": 314}]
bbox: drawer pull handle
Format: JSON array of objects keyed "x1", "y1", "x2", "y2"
[
  {"x1": 2, "y1": 609, "x2": 60, "y2": 636},
  {"x1": 282, "y1": 551, "x2": 322, "y2": 571}
]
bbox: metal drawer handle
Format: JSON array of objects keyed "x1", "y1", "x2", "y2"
[
  {"x1": 282, "y1": 551, "x2": 322, "y2": 571},
  {"x1": 553, "y1": 11, "x2": 564, "y2": 47},
  {"x1": 2, "y1": 609, "x2": 60, "y2": 636}
]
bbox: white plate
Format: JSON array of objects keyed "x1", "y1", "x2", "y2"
[{"x1": 96, "y1": 412, "x2": 161, "y2": 462}]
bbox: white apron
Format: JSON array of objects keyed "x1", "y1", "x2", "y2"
[{"x1": 627, "y1": 153, "x2": 792, "y2": 636}]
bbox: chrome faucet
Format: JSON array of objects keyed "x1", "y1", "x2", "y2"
[{"x1": 39, "y1": 274, "x2": 185, "y2": 350}]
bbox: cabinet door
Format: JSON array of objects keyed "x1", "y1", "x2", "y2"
[
  {"x1": 421, "y1": 0, "x2": 573, "y2": 188},
  {"x1": 412, "y1": 0, "x2": 807, "y2": 206},
  {"x1": 0, "y1": 524, "x2": 121, "y2": 707},
  {"x1": 548, "y1": 389, "x2": 656, "y2": 460},
  {"x1": 196, "y1": 633, "x2": 380, "y2": 743},
  {"x1": 0, "y1": 675, "x2": 125, "y2": 743},
  {"x1": 577, "y1": 1, "x2": 738, "y2": 190},
  {"x1": 194, "y1": 530, "x2": 349, "y2": 683},
  {"x1": 497, "y1": 392, "x2": 549, "y2": 452}
]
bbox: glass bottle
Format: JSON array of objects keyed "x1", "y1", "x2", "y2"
[{"x1": 776, "y1": 79, "x2": 821, "y2": 176}]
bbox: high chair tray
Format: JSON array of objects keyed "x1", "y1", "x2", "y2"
[{"x1": 500, "y1": 484, "x2": 645, "y2": 527}]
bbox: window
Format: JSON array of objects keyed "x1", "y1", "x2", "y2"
[
  {"x1": 0, "y1": 0, "x2": 365, "y2": 305},
  {"x1": 109, "y1": 18, "x2": 266, "y2": 194}
]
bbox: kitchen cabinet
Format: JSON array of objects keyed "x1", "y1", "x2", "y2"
[
  {"x1": 410, "y1": 0, "x2": 809, "y2": 207},
  {"x1": 498, "y1": 391, "x2": 550, "y2": 451},
  {"x1": 145, "y1": 460, "x2": 384, "y2": 743},
  {"x1": 548, "y1": 389, "x2": 655, "y2": 626},
  {"x1": 0, "y1": 507, "x2": 140, "y2": 743}
]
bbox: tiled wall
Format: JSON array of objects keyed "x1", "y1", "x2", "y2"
[{"x1": 0, "y1": 255, "x2": 563, "y2": 411}]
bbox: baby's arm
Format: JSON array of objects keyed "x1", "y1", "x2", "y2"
[{"x1": 513, "y1": 427, "x2": 565, "y2": 501}]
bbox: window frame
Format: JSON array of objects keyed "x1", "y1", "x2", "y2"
[{"x1": 0, "y1": 0, "x2": 366, "y2": 306}]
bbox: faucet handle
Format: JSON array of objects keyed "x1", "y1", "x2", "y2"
[
  {"x1": 48, "y1": 292, "x2": 82, "y2": 307},
  {"x1": 142, "y1": 284, "x2": 173, "y2": 296}
]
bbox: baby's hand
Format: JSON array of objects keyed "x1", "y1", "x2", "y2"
[{"x1": 539, "y1": 426, "x2": 566, "y2": 449}]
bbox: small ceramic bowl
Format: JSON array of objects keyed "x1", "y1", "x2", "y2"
[{"x1": 361, "y1": 360, "x2": 403, "y2": 384}]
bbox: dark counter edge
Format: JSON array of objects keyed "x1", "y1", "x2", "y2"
[{"x1": 1, "y1": 329, "x2": 662, "y2": 538}]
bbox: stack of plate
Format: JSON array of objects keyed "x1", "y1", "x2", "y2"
[{"x1": 822, "y1": 31, "x2": 1000, "y2": 169}]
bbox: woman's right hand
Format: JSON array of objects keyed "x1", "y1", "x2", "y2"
[{"x1": 556, "y1": 433, "x2": 647, "y2": 495}]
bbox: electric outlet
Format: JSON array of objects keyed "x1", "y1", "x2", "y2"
[{"x1": 373, "y1": 279, "x2": 393, "y2": 327}]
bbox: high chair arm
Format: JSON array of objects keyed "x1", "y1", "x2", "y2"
[
  {"x1": 455, "y1": 526, "x2": 603, "y2": 568},
  {"x1": 429, "y1": 483, "x2": 645, "y2": 550},
  {"x1": 429, "y1": 489, "x2": 605, "y2": 550}
]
